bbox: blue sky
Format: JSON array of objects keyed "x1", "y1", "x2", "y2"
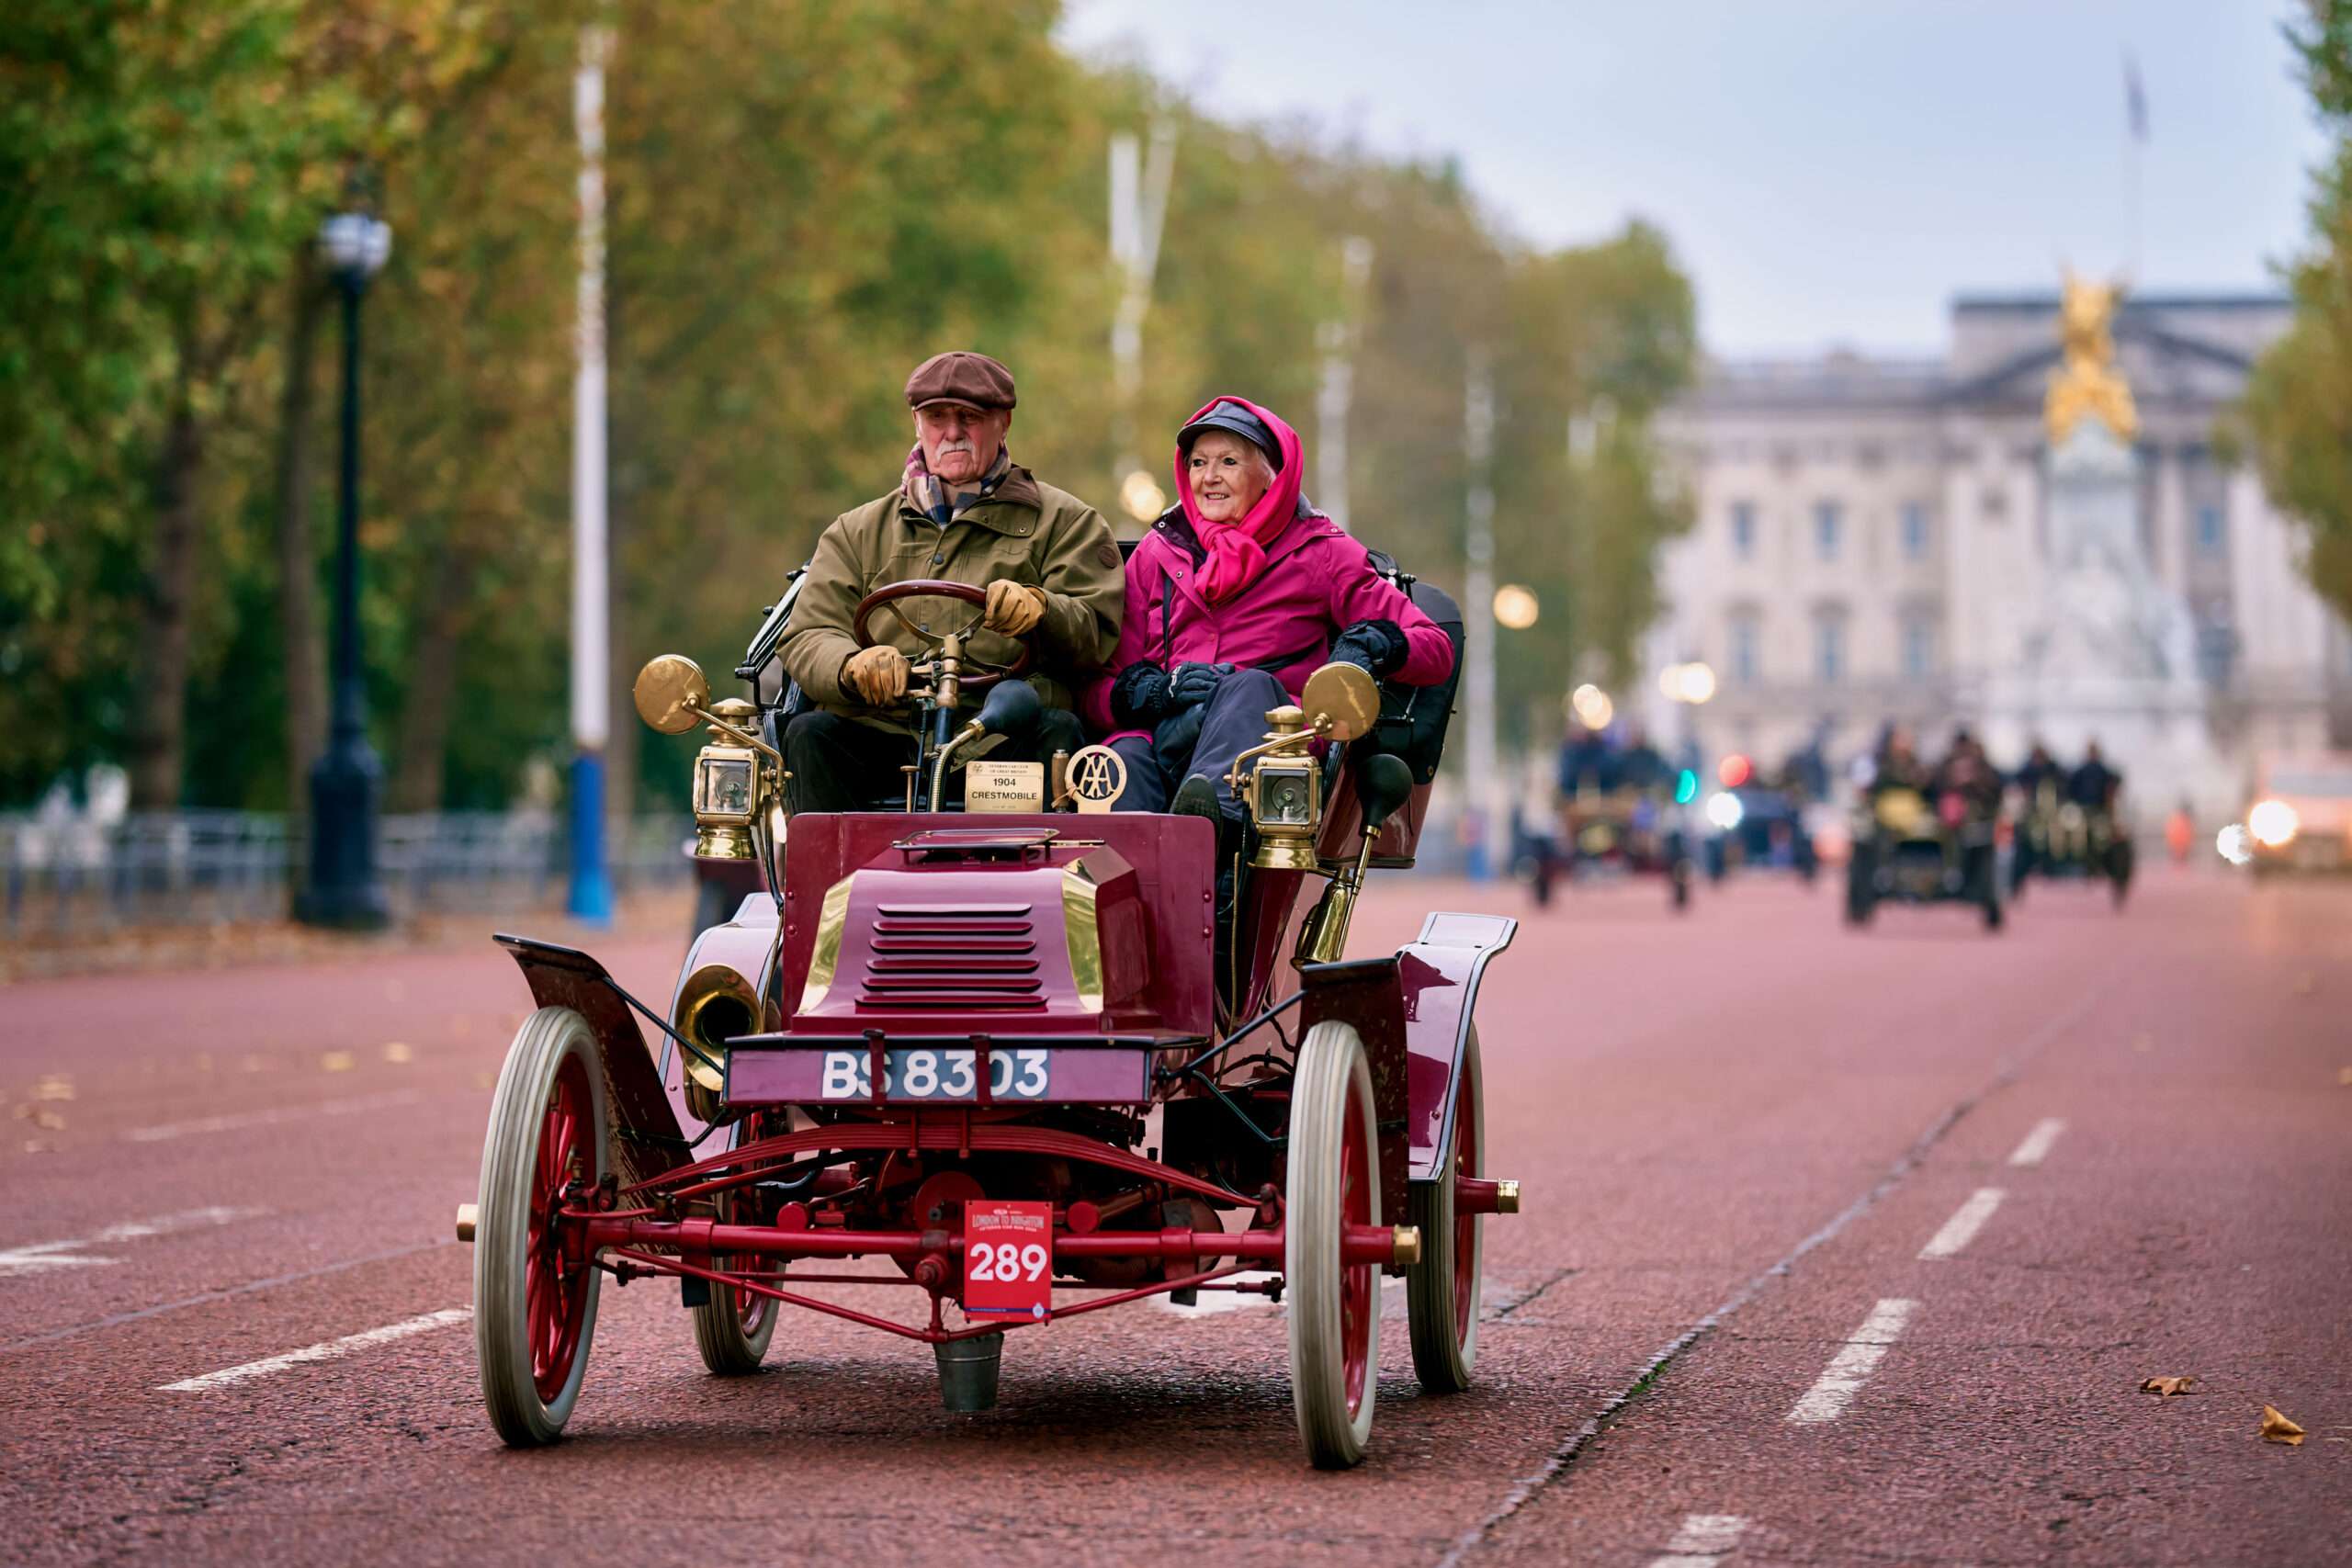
[{"x1": 1057, "y1": 1, "x2": 2328, "y2": 355}]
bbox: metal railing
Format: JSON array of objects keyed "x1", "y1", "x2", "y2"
[{"x1": 0, "y1": 810, "x2": 695, "y2": 939}]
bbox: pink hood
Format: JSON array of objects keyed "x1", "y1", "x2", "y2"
[{"x1": 1174, "y1": 396, "x2": 1304, "y2": 604}]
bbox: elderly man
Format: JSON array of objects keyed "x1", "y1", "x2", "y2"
[{"x1": 776, "y1": 351, "x2": 1122, "y2": 812}]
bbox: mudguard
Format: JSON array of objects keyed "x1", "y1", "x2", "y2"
[
  {"x1": 1297, "y1": 957, "x2": 1413, "y2": 1228},
  {"x1": 1394, "y1": 911, "x2": 1517, "y2": 1181},
  {"x1": 492, "y1": 934, "x2": 689, "y2": 1188}
]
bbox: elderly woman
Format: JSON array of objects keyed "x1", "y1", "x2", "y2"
[{"x1": 1081, "y1": 396, "x2": 1453, "y2": 829}]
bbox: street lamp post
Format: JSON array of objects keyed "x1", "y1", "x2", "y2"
[{"x1": 296, "y1": 210, "x2": 393, "y2": 930}]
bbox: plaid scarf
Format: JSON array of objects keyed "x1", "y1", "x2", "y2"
[{"x1": 902, "y1": 443, "x2": 1012, "y2": 529}]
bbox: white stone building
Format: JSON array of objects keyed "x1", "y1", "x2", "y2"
[{"x1": 1641, "y1": 291, "x2": 2352, "y2": 802}]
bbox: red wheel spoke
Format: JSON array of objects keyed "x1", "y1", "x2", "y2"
[{"x1": 1339, "y1": 1086, "x2": 1374, "y2": 1416}]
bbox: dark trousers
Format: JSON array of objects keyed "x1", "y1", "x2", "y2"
[
  {"x1": 1110, "y1": 668, "x2": 1287, "y2": 816},
  {"x1": 784, "y1": 707, "x2": 1084, "y2": 814}
]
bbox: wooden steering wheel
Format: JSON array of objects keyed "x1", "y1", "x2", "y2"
[{"x1": 849, "y1": 579, "x2": 1035, "y2": 694}]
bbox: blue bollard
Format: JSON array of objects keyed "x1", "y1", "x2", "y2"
[{"x1": 567, "y1": 750, "x2": 614, "y2": 925}]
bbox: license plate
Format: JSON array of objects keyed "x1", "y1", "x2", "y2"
[
  {"x1": 963, "y1": 1200, "x2": 1054, "y2": 1319},
  {"x1": 817, "y1": 1046, "x2": 1049, "y2": 1101}
]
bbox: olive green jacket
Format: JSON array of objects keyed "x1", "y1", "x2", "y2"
[{"x1": 776, "y1": 467, "x2": 1124, "y2": 727}]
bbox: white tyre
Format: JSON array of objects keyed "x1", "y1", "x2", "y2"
[
  {"x1": 475, "y1": 1006, "x2": 605, "y2": 1447},
  {"x1": 1285, "y1": 1020, "x2": 1381, "y2": 1469},
  {"x1": 1407, "y1": 1026, "x2": 1483, "y2": 1392}
]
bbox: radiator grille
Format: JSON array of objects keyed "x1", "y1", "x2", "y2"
[{"x1": 857, "y1": 903, "x2": 1043, "y2": 1010}]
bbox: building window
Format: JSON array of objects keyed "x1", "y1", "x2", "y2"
[
  {"x1": 1815, "y1": 502, "x2": 1841, "y2": 561},
  {"x1": 1901, "y1": 612, "x2": 1936, "y2": 681},
  {"x1": 1729, "y1": 613, "x2": 1760, "y2": 686},
  {"x1": 2196, "y1": 503, "x2": 2227, "y2": 558},
  {"x1": 1814, "y1": 614, "x2": 1846, "y2": 683},
  {"x1": 1900, "y1": 502, "x2": 1930, "y2": 562},
  {"x1": 1729, "y1": 502, "x2": 1756, "y2": 560}
]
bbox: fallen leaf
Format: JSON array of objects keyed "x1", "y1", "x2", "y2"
[
  {"x1": 32, "y1": 1075, "x2": 74, "y2": 1101},
  {"x1": 2132, "y1": 1034, "x2": 2153, "y2": 1054},
  {"x1": 474, "y1": 1072, "x2": 495, "y2": 1090},
  {"x1": 21, "y1": 1139, "x2": 55, "y2": 1156},
  {"x1": 193, "y1": 1053, "x2": 213, "y2": 1073},
  {"x1": 2142, "y1": 1376, "x2": 2197, "y2": 1396},
  {"x1": 320, "y1": 1051, "x2": 355, "y2": 1073},
  {"x1": 382, "y1": 1042, "x2": 414, "y2": 1065},
  {"x1": 2261, "y1": 1405, "x2": 2305, "y2": 1446},
  {"x1": 2338, "y1": 1066, "x2": 2351, "y2": 1088},
  {"x1": 2291, "y1": 973, "x2": 2316, "y2": 996},
  {"x1": 28, "y1": 1109, "x2": 65, "y2": 1132},
  {"x1": 240, "y1": 1054, "x2": 266, "y2": 1073}
]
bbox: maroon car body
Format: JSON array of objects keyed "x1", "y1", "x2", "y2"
[{"x1": 466, "y1": 594, "x2": 1513, "y2": 1468}]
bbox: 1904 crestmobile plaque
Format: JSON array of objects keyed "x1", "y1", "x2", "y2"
[{"x1": 964, "y1": 760, "x2": 1046, "y2": 813}]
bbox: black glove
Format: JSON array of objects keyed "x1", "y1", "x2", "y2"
[
  {"x1": 1328, "y1": 618, "x2": 1408, "y2": 679},
  {"x1": 1110, "y1": 661, "x2": 1173, "y2": 729},
  {"x1": 1169, "y1": 660, "x2": 1235, "y2": 708},
  {"x1": 1151, "y1": 703, "x2": 1208, "y2": 779}
]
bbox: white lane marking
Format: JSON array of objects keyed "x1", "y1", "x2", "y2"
[
  {"x1": 0, "y1": 1239, "x2": 455, "y2": 1356},
  {"x1": 2007, "y1": 1117, "x2": 2066, "y2": 1167},
  {"x1": 1786, "y1": 1298, "x2": 1916, "y2": 1424},
  {"x1": 122, "y1": 1089, "x2": 424, "y2": 1144},
  {"x1": 0, "y1": 1207, "x2": 263, "y2": 1278},
  {"x1": 1650, "y1": 1514, "x2": 1751, "y2": 1566},
  {"x1": 159, "y1": 1307, "x2": 471, "y2": 1392},
  {"x1": 1918, "y1": 1187, "x2": 2007, "y2": 1260}
]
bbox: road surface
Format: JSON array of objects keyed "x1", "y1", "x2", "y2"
[{"x1": 2, "y1": 870, "x2": 2344, "y2": 1565}]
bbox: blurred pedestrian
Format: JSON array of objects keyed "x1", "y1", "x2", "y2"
[{"x1": 2068, "y1": 739, "x2": 2122, "y2": 810}]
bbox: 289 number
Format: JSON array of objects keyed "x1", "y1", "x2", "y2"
[{"x1": 967, "y1": 1241, "x2": 1049, "y2": 1283}]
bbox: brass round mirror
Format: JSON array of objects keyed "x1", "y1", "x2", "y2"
[
  {"x1": 1301, "y1": 660, "x2": 1381, "y2": 743},
  {"x1": 633, "y1": 654, "x2": 711, "y2": 735}
]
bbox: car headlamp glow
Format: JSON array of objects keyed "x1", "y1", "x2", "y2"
[
  {"x1": 2215, "y1": 823, "x2": 2254, "y2": 866},
  {"x1": 1704, "y1": 791, "x2": 1745, "y2": 830},
  {"x1": 2247, "y1": 798, "x2": 2299, "y2": 848}
]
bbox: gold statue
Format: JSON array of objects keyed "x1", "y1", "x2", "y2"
[{"x1": 2044, "y1": 268, "x2": 2138, "y2": 445}]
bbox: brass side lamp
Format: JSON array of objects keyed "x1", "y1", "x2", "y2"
[
  {"x1": 691, "y1": 699, "x2": 763, "y2": 860},
  {"x1": 1224, "y1": 661, "x2": 1381, "y2": 872},
  {"x1": 633, "y1": 654, "x2": 788, "y2": 862}
]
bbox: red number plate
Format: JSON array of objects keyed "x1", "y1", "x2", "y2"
[{"x1": 963, "y1": 1200, "x2": 1054, "y2": 1320}]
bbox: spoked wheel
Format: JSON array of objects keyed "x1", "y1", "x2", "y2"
[
  {"x1": 1285, "y1": 1020, "x2": 1381, "y2": 1469},
  {"x1": 475, "y1": 1006, "x2": 605, "y2": 1447},
  {"x1": 1408, "y1": 1026, "x2": 1483, "y2": 1392},
  {"x1": 693, "y1": 1114, "x2": 779, "y2": 1375}
]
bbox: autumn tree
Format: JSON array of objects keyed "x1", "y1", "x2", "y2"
[
  {"x1": 2238, "y1": 0, "x2": 2352, "y2": 617},
  {"x1": 1, "y1": 0, "x2": 1699, "y2": 815}
]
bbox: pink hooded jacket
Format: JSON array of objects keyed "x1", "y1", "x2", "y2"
[{"x1": 1080, "y1": 397, "x2": 1454, "y2": 739}]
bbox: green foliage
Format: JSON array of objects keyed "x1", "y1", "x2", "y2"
[
  {"x1": 1, "y1": 0, "x2": 1699, "y2": 809},
  {"x1": 2237, "y1": 0, "x2": 2352, "y2": 617}
]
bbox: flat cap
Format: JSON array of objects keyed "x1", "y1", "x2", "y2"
[{"x1": 905, "y1": 351, "x2": 1016, "y2": 412}]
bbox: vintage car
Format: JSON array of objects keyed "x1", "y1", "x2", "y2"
[
  {"x1": 1700, "y1": 757, "x2": 1820, "y2": 886},
  {"x1": 1844, "y1": 783, "x2": 2003, "y2": 931},
  {"x1": 1541, "y1": 784, "x2": 1695, "y2": 909},
  {"x1": 2240, "y1": 752, "x2": 2352, "y2": 875},
  {"x1": 457, "y1": 575, "x2": 1515, "y2": 1469},
  {"x1": 2008, "y1": 778, "x2": 2132, "y2": 906}
]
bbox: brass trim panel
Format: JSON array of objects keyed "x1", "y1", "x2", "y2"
[
  {"x1": 1061, "y1": 866, "x2": 1103, "y2": 1014},
  {"x1": 797, "y1": 874, "x2": 857, "y2": 1013}
]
